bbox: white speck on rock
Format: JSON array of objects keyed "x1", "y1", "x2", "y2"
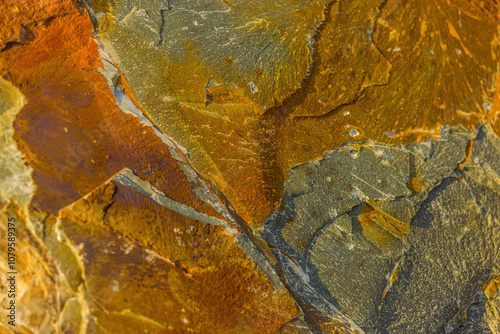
[
  {"x1": 111, "y1": 280, "x2": 119, "y2": 292},
  {"x1": 347, "y1": 128, "x2": 359, "y2": 137}
]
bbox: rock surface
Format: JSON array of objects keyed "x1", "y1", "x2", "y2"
[
  {"x1": 0, "y1": 0, "x2": 499, "y2": 333},
  {"x1": 263, "y1": 125, "x2": 500, "y2": 332}
]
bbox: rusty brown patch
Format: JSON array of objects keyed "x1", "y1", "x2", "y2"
[
  {"x1": 57, "y1": 180, "x2": 299, "y2": 333},
  {"x1": 0, "y1": 4, "x2": 220, "y2": 221}
]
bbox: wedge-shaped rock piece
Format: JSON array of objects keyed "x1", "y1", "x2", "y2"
[
  {"x1": 263, "y1": 141, "x2": 412, "y2": 267},
  {"x1": 55, "y1": 174, "x2": 299, "y2": 333}
]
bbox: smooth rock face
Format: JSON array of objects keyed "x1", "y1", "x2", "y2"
[{"x1": 1, "y1": 0, "x2": 500, "y2": 333}]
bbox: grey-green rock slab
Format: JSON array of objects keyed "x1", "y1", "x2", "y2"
[{"x1": 262, "y1": 124, "x2": 499, "y2": 333}]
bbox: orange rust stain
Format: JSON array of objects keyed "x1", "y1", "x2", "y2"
[
  {"x1": 483, "y1": 275, "x2": 500, "y2": 299},
  {"x1": 457, "y1": 139, "x2": 474, "y2": 169},
  {"x1": 407, "y1": 176, "x2": 425, "y2": 195},
  {"x1": 389, "y1": 265, "x2": 398, "y2": 284},
  {"x1": 357, "y1": 205, "x2": 401, "y2": 253},
  {"x1": 380, "y1": 264, "x2": 399, "y2": 305},
  {"x1": 445, "y1": 20, "x2": 461, "y2": 41},
  {"x1": 381, "y1": 289, "x2": 388, "y2": 304},
  {"x1": 0, "y1": 0, "x2": 74, "y2": 49},
  {"x1": 116, "y1": 69, "x2": 147, "y2": 115}
]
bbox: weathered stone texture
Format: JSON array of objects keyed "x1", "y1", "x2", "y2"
[{"x1": 1, "y1": 0, "x2": 499, "y2": 332}]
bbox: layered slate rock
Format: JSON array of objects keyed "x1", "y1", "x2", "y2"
[
  {"x1": 80, "y1": 0, "x2": 499, "y2": 230},
  {"x1": 262, "y1": 125, "x2": 500, "y2": 333},
  {"x1": 0, "y1": 177, "x2": 299, "y2": 333},
  {"x1": 87, "y1": 0, "x2": 332, "y2": 108},
  {"x1": 2, "y1": 0, "x2": 500, "y2": 333},
  {"x1": 53, "y1": 175, "x2": 298, "y2": 333}
]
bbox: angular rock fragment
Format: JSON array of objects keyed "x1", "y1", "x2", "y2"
[
  {"x1": 0, "y1": 169, "x2": 299, "y2": 333},
  {"x1": 56, "y1": 174, "x2": 299, "y2": 333},
  {"x1": 377, "y1": 178, "x2": 498, "y2": 333},
  {"x1": 263, "y1": 124, "x2": 500, "y2": 333}
]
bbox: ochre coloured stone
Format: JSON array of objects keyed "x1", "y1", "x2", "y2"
[
  {"x1": 58, "y1": 180, "x2": 299, "y2": 333},
  {"x1": 0, "y1": 203, "x2": 63, "y2": 332},
  {"x1": 0, "y1": 4, "x2": 220, "y2": 223}
]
